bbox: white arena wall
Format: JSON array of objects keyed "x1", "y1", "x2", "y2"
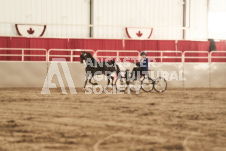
[
  {"x1": 1, "y1": 0, "x2": 226, "y2": 39},
  {"x1": 0, "y1": 0, "x2": 209, "y2": 40},
  {"x1": 0, "y1": 62, "x2": 226, "y2": 89}
]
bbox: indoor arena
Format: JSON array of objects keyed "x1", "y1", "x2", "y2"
[{"x1": 0, "y1": 0, "x2": 225, "y2": 151}]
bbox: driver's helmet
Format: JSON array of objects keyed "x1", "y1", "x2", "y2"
[{"x1": 140, "y1": 51, "x2": 147, "y2": 56}]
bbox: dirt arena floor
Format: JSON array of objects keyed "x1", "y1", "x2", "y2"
[{"x1": 0, "y1": 88, "x2": 225, "y2": 151}]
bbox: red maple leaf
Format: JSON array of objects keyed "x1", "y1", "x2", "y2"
[
  {"x1": 27, "y1": 28, "x2": 34, "y2": 35},
  {"x1": 136, "y1": 30, "x2": 143, "y2": 37}
]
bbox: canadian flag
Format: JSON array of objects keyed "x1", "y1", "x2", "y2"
[
  {"x1": 15, "y1": 24, "x2": 46, "y2": 37},
  {"x1": 125, "y1": 27, "x2": 153, "y2": 39}
]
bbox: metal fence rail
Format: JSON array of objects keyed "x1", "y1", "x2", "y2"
[
  {"x1": 183, "y1": 51, "x2": 209, "y2": 62},
  {"x1": 144, "y1": 50, "x2": 183, "y2": 62},
  {"x1": 48, "y1": 49, "x2": 95, "y2": 62},
  {"x1": 95, "y1": 50, "x2": 140, "y2": 62},
  {"x1": 210, "y1": 51, "x2": 226, "y2": 62},
  {"x1": 0, "y1": 48, "x2": 226, "y2": 63},
  {"x1": 0, "y1": 48, "x2": 47, "y2": 61}
]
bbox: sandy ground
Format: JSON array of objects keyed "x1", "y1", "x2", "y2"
[{"x1": 0, "y1": 88, "x2": 225, "y2": 151}]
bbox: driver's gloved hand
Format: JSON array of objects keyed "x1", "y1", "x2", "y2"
[{"x1": 136, "y1": 62, "x2": 140, "y2": 67}]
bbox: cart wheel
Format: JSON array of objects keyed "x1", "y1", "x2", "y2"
[
  {"x1": 153, "y1": 77, "x2": 167, "y2": 92},
  {"x1": 141, "y1": 78, "x2": 154, "y2": 92}
]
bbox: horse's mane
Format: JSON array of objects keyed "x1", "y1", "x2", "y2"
[
  {"x1": 85, "y1": 52, "x2": 96, "y2": 63},
  {"x1": 85, "y1": 52, "x2": 94, "y2": 59}
]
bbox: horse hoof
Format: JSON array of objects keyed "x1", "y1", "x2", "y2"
[
  {"x1": 82, "y1": 88, "x2": 86, "y2": 91},
  {"x1": 94, "y1": 83, "x2": 98, "y2": 85}
]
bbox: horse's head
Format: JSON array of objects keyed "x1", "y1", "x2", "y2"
[{"x1": 80, "y1": 51, "x2": 93, "y2": 63}]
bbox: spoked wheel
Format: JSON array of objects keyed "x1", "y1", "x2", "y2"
[
  {"x1": 115, "y1": 78, "x2": 127, "y2": 92},
  {"x1": 141, "y1": 78, "x2": 154, "y2": 92},
  {"x1": 153, "y1": 77, "x2": 167, "y2": 92},
  {"x1": 129, "y1": 79, "x2": 142, "y2": 92}
]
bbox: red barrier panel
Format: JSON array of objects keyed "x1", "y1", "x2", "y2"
[
  {"x1": 215, "y1": 40, "x2": 226, "y2": 51},
  {"x1": 142, "y1": 40, "x2": 158, "y2": 50},
  {"x1": 0, "y1": 36, "x2": 226, "y2": 62},
  {"x1": 124, "y1": 40, "x2": 175, "y2": 51},
  {"x1": 123, "y1": 40, "x2": 143, "y2": 51},
  {"x1": 69, "y1": 39, "x2": 123, "y2": 50},
  {"x1": 177, "y1": 40, "x2": 210, "y2": 52},
  {"x1": 157, "y1": 40, "x2": 176, "y2": 50}
]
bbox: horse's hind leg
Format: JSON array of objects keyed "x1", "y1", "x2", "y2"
[
  {"x1": 105, "y1": 73, "x2": 111, "y2": 90},
  {"x1": 111, "y1": 76, "x2": 114, "y2": 86}
]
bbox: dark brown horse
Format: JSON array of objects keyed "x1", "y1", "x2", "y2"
[{"x1": 80, "y1": 51, "x2": 121, "y2": 89}]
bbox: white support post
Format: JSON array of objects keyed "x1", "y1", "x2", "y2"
[
  {"x1": 46, "y1": 50, "x2": 48, "y2": 62},
  {"x1": 117, "y1": 51, "x2": 119, "y2": 62},
  {"x1": 71, "y1": 50, "x2": 73, "y2": 62},
  {"x1": 22, "y1": 49, "x2": 24, "y2": 61},
  {"x1": 182, "y1": 53, "x2": 185, "y2": 63}
]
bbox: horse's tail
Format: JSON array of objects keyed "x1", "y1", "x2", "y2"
[
  {"x1": 116, "y1": 64, "x2": 120, "y2": 72},
  {"x1": 115, "y1": 64, "x2": 121, "y2": 77},
  {"x1": 125, "y1": 69, "x2": 130, "y2": 81},
  {"x1": 111, "y1": 59, "x2": 115, "y2": 64}
]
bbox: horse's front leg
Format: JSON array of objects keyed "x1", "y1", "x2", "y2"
[
  {"x1": 83, "y1": 72, "x2": 89, "y2": 90},
  {"x1": 89, "y1": 73, "x2": 98, "y2": 85}
]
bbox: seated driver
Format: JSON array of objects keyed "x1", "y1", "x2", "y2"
[
  {"x1": 132, "y1": 51, "x2": 149, "y2": 78},
  {"x1": 139, "y1": 51, "x2": 148, "y2": 73}
]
